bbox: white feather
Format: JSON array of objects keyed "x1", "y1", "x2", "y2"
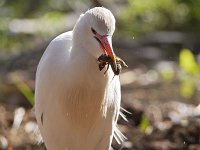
[{"x1": 35, "y1": 7, "x2": 125, "y2": 150}]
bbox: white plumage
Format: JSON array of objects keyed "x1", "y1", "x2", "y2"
[{"x1": 35, "y1": 7, "x2": 125, "y2": 150}]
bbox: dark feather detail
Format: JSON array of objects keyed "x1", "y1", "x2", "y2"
[{"x1": 41, "y1": 112, "x2": 44, "y2": 125}]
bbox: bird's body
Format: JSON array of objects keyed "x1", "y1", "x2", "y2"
[{"x1": 35, "y1": 7, "x2": 124, "y2": 150}]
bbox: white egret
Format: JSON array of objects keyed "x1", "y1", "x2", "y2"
[{"x1": 35, "y1": 7, "x2": 126, "y2": 150}]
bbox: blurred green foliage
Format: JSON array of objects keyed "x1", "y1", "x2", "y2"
[
  {"x1": 179, "y1": 49, "x2": 200, "y2": 98},
  {"x1": 180, "y1": 76, "x2": 196, "y2": 99},
  {"x1": 179, "y1": 49, "x2": 200, "y2": 75},
  {"x1": 0, "y1": 0, "x2": 78, "y2": 53},
  {"x1": 160, "y1": 66, "x2": 175, "y2": 82},
  {"x1": 0, "y1": 0, "x2": 200, "y2": 53},
  {"x1": 1, "y1": 0, "x2": 72, "y2": 18},
  {"x1": 10, "y1": 73, "x2": 34, "y2": 105},
  {"x1": 157, "y1": 48, "x2": 200, "y2": 99},
  {"x1": 119, "y1": 0, "x2": 200, "y2": 36},
  {"x1": 139, "y1": 114, "x2": 150, "y2": 133}
]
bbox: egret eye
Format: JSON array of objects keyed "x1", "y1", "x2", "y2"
[{"x1": 91, "y1": 27, "x2": 96, "y2": 34}]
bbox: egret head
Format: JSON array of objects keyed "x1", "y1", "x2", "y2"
[{"x1": 73, "y1": 7, "x2": 116, "y2": 62}]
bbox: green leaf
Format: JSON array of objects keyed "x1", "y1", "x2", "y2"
[
  {"x1": 10, "y1": 73, "x2": 34, "y2": 106},
  {"x1": 179, "y1": 48, "x2": 200, "y2": 75},
  {"x1": 139, "y1": 114, "x2": 150, "y2": 132},
  {"x1": 180, "y1": 77, "x2": 195, "y2": 98}
]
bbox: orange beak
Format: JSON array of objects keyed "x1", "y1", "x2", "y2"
[{"x1": 94, "y1": 34, "x2": 117, "y2": 71}]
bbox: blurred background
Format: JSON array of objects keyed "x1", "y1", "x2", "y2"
[{"x1": 0, "y1": 0, "x2": 200, "y2": 149}]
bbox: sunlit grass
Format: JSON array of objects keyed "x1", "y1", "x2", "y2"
[
  {"x1": 139, "y1": 114, "x2": 150, "y2": 133},
  {"x1": 9, "y1": 72, "x2": 34, "y2": 106}
]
